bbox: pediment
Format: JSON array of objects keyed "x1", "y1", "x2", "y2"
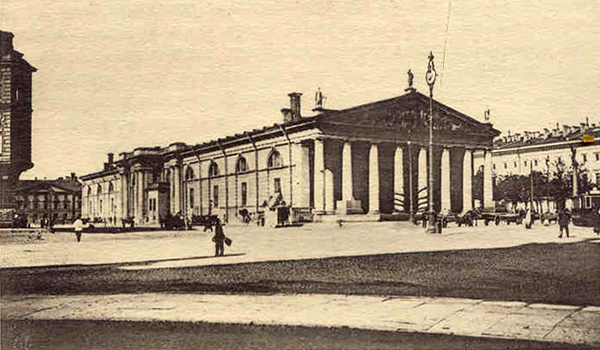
[{"x1": 320, "y1": 91, "x2": 498, "y2": 136}]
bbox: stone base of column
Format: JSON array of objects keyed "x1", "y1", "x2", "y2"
[{"x1": 336, "y1": 200, "x2": 364, "y2": 215}]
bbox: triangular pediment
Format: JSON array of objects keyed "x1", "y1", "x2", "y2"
[{"x1": 319, "y1": 91, "x2": 499, "y2": 137}]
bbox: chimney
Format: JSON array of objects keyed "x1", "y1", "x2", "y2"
[
  {"x1": 71, "y1": 172, "x2": 76, "y2": 181},
  {"x1": 0, "y1": 31, "x2": 14, "y2": 54},
  {"x1": 288, "y1": 92, "x2": 302, "y2": 122},
  {"x1": 107, "y1": 153, "x2": 114, "y2": 166},
  {"x1": 280, "y1": 108, "x2": 293, "y2": 123}
]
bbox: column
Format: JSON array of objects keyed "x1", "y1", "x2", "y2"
[
  {"x1": 483, "y1": 150, "x2": 494, "y2": 209},
  {"x1": 342, "y1": 141, "x2": 353, "y2": 201},
  {"x1": 174, "y1": 165, "x2": 181, "y2": 214},
  {"x1": 441, "y1": 148, "x2": 451, "y2": 214},
  {"x1": 417, "y1": 147, "x2": 428, "y2": 212},
  {"x1": 462, "y1": 149, "x2": 473, "y2": 213},
  {"x1": 394, "y1": 145, "x2": 404, "y2": 212},
  {"x1": 369, "y1": 143, "x2": 380, "y2": 214},
  {"x1": 313, "y1": 138, "x2": 325, "y2": 213},
  {"x1": 325, "y1": 169, "x2": 335, "y2": 213},
  {"x1": 136, "y1": 170, "x2": 143, "y2": 223}
]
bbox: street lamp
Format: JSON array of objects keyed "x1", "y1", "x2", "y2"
[{"x1": 425, "y1": 51, "x2": 437, "y2": 234}]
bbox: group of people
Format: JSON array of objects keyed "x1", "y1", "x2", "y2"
[{"x1": 521, "y1": 207, "x2": 572, "y2": 237}]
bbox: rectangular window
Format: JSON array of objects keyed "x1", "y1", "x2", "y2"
[
  {"x1": 534, "y1": 159, "x2": 538, "y2": 166},
  {"x1": 492, "y1": 164, "x2": 496, "y2": 170},
  {"x1": 586, "y1": 197, "x2": 592, "y2": 209},
  {"x1": 213, "y1": 185, "x2": 219, "y2": 208},
  {"x1": 189, "y1": 188, "x2": 195, "y2": 209},
  {"x1": 596, "y1": 173, "x2": 600, "y2": 185},
  {"x1": 514, "y1": 162, "x2": 517, "y2": 168},
  {"x1": 504, "y1": 163, "x2": 507, "y2": 169},
  {"x1": 596, "y1": 154, "x2": 600, "y2": 161},
  {"x1": 241, "y1": 182, "x2": 247, "y2": 207},
  {"x1": 149, "y1": 198, "x2": 153, "y2": 211},
  {"x1": 583, "y1": 154, "x2": 588, "y2": 162},
  {"x1": 63, "y1": 201, "x2": 68, "y2": 209},
  {"x1": 524, "y1": 160, "x2": 528, "y2": 167},
  {"x1": 274, "y1": 178, "x2": 281, "y2": 193}
]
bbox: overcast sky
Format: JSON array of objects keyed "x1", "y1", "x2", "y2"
[{"x1": 2, "y1": 0, "x2": 599, "y2": 180}]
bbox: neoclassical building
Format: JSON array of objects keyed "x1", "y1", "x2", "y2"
[
  {"x1": 14, "y1": 174, "x2": 82, "y2": 225},
  {"x1": 81, "y1": 88, "x2": 499, "y2": 225}
]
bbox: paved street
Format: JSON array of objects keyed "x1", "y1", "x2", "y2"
[
  {"x1": 2, "y1": 221, "x2": 598, "y2": 269},
  {"x1": 3, "y1": 293, "x2": 600, "y2": 346},
  {"x1": 2, "y1": 222, "x2": 599, "y2": 347}
]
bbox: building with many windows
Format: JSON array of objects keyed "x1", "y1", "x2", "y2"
[
  {"x1": 81, "y1": 88, "x2": 499, "y2": 226},
  {"x1": 475, "y1": 121, "x2": 600, "y2": 182},
  {"x1": 13, "y1": 173, "x2": 82, "y2": 226}
]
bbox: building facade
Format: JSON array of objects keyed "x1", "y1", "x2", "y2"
[
  {"x1": 14, "y1": 174, "x2": 82, "y2": 226},
  {"x1": 0, "y1": 30, "x2": 37, "y2": 227},
  {"x1": 81, "y1": 89, "x2": 499, "y2": 225},
  {"x1": 477, "y1": 123, "x2": 600, "y2": 181},
  {"x1": 471, "y1": 122, "x2": 600, "y2": 212}
]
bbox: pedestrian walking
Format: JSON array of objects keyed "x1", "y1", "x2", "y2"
[
  {"x1": 212, "y1": 218, "x2": 226, "y2": 257},
  {"x1": 524, "y1": 209, "x2": 533, "y2": 229},
  {"x1": 558, "y1": 208, "x2": 571, "y2": 238},
  {"x1": 74, "y1": 216, "x2": 83, "y2": 242}
]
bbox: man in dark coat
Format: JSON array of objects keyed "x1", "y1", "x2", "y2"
[
  {"x1": 558, "y1": 208, "x2": 571, "y2": 238},
  {"x1": 213, "y1": 218, "x2": 226, "y2": 257}
]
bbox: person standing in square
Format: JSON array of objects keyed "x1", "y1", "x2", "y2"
[{"x1": 74, "y1": 216, "x2": 83, "y2": 242}]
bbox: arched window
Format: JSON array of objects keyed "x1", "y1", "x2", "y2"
[
  {"x1": 236, "y1": 156, "x2": 248, "y2": 173},
  {"x1": 209, "y1": 161, "x2": 219, "y2": 177},
  {"x1": 108, "y1": 182, "x2": 114, "y2": 193},
  {"x1": 186, "y1": 166, "x2": 195, "y2": 180},
  {"x1": 97, "y1": 184, "x2": 102, "y2": 195},
  {"x1": 268, "y1": 150, "x2": 283, "y2": 168}
]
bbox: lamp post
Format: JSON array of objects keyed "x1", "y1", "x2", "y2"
[{"x1": 425, "y1": 51, "x2": 437, "y2": 234}]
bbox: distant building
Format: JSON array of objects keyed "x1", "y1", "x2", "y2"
[
  {"x1": 14, "y1": 173, "x2": 82, "y2": 226},
  {"x1": 0, "y1": 30, "x2": 37, "y2": 227},
  {"x1": 81, "y1": 89, "x2": 499, "y2": 225},
  {"x1": 472, "y1": 121, "x2": 600, "y2": 212},
  {"x1": 475, "y1": 122, "x2": 600, "y2": 181}
]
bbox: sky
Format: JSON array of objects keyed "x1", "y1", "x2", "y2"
[{"x1": 2, "y1": 0, "x2": 599, "y2": 180}]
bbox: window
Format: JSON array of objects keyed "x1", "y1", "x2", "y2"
[
  {"x1": 186, "y1": 167, "x2": 195, "y2": 181},
  {"x1": 209, "y1": 162, "x2": 219, "y2": 177},
  {"x1": 108, "y1": 182, "x2": 114, "y2": 193},
  {"x1": 149, "y1": 198, "x2": 153, "y2": 212},
  {"x1": 514, "y1": 162, "x2": 517, "y2": 168},
  {"x1": 87, "y1": 187, "x2": 92, "y2": 197},
  {"x1": 99, "y1": 200, "x2": 103, "y2": 213},
  {"x1": 534, "y1": 159, "x2": 538, "y2": 166},
  {"x1": 189, "y1": 188, "x2": 195, "y2": 209},
  {"x1": 583, "y1": 154, "x2": 588, "y2": 163},
  {"x1": 492, "y1": 164, "x2": 496, "y2": 170},
  {"x1": 241, "y1": 182, "x2": 247, "y2": 206},
  {"x1": 236, "y1": 156, "x2": 248, "y2": 173},
  {"x1": 596, "y1": 154, "x2": 599, "y2": 162},
  {"x1": 274, "y1": 178, "x2": 281, "y2": 193},
  {"x1": 586, "y1": 197, "x2": 592, "y2": 209},
  {"x1": 111, "y1": 198, "x2": 114, "y2": 212},
  {"x1": 97, "y1": 184, "x2": 102, "y2": 195},
  {"x1": 268, "y1": 151, "x2": 283, "y2": 168},
  {"x1": 64, "y1": 200, "x2": 69, "y2": 209},
  {"x1": 213, "y1": 185, "x2": 219, "y2": 208},
  {"x1": 596, "y1": 173, "x2": 600, "y2": 185},
  {"x1": 504, "y1": 163, "x2": 507, "y2": 169}
]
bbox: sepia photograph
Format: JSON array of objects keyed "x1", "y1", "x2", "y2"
[{"x1": 1, "y1": 1, "x2": 599, "y2": 349}]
